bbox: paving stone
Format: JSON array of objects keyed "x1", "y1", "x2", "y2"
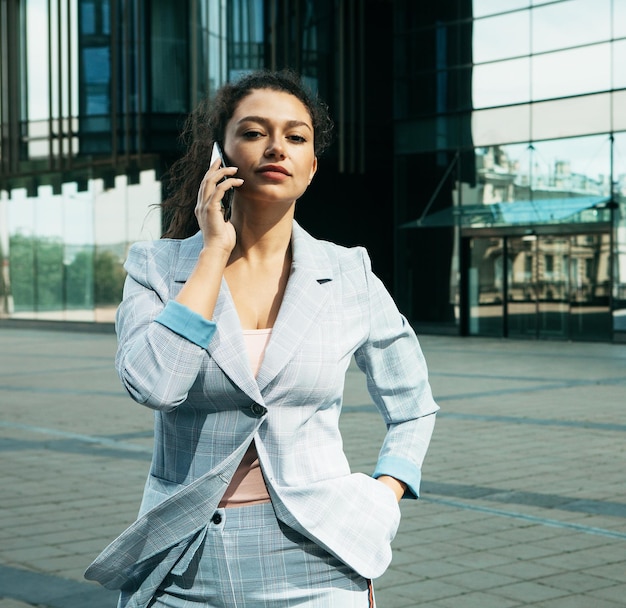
[{"x1": 2, "y1": 330, "x2": 626, "y2": 607}]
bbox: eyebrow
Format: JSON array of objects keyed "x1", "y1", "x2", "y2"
[{"x1": 236, "y1": 115, "x2": 313, "y2": 132}]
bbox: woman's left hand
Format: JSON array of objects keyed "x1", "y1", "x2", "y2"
[{"x1": 376, "y1": 476, "x2": 406, "y2": 502}]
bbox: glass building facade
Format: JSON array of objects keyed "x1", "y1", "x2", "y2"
[
  {"x1": 1, "y1": 0, "x2": 624, "y2": 341},
  {"x1": 394, "y1": 0, "x2": 626, "y2": 342}
]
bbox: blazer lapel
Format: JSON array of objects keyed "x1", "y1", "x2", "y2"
[
  {"x1": 256, "y1": 222, "x2": 333, "y2": 392},
  {"x1": 173, "y1": 223, "x2": 334, "y2": 399},
  {"x1": 174, "y1": 234, "x2": 264, "y2": 405}
]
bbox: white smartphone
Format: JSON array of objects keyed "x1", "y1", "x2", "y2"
[{"x1": 210, "y1": 142, "x2": 233, "y2": 221}]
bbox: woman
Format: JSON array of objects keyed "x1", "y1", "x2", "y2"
[{"x1": 86, "y1": 69, "x2": 438, "y2": 607}]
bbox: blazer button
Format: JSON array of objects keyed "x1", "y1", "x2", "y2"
[{"x1": 250, "y1": 403, "x2": 267, "y2": 417}]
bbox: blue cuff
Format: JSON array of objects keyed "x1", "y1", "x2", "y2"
[
  {"x1": 154, "y1": 300, "x2": 217, "y2": 348},
  {"x1": 373, "y1": 456, "x2": 422, "y2": 500}
]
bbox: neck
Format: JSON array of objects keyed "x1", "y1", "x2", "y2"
[{"x1": 229, "y1": 207, "x2": 294, "y2": 264}]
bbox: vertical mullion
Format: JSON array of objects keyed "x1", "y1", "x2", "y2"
[
  {"x1": 47, "y1": 0, "x2": 54, "y2": 168},
  {"x1": 337, "y1": 0, "x2": 344, "y2": 173},
  {"x1": 191, "y1": 0, "x2": 198, "y2": 109},
  {"x1": 66, "y1": 0, "x2": 73, "y2": 166},
  {"x1": 11, "y1": 0, "x2": 20, "y2": 174},
  {"x1": 136, "y1": 0, "x2": 143, "y2": 159},
  {"x1": 57, "y1": 0, "x2": 64, "y2": 167},
  {"x1": 110, "y1": 0, "x2": 118, "y2": 164},
  {"x1": 348, "y1": 0, "x2": 355, "y2": 173},
  {"x1": 358, "y1": 0, "x2": 364, "y2": 174},
  {"x1": 270, "y1": 0, "x2": 276, "y2": 70},
  {"x1": 0, "y1": 0, "x2": 7, "y2": 176},
  {"x1": 123, "y1": 0, "x2": 130, "y2": 161}
]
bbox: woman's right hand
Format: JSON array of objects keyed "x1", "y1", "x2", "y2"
[
  {"x1": 195, "y1": 158, "x2": 243, "y2": 255},
  {"x1": 174, "y1": 160, "x2": 244, "y2": 320}
]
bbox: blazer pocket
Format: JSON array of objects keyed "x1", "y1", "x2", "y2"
[
  {"x1": 138, "y1": 474, "x2": 185, "y2": 516},
  {"x1": 359, "y1": 473, "x2": 401, "y2": 521}
]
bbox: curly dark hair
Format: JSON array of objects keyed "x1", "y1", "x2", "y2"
[{"x1": 161, "y1": 69, "x2": 334, "y2": 239}]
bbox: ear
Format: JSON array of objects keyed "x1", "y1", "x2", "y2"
[{"x1": 308, "y1": 156, "x2": 318, "y2": 184}]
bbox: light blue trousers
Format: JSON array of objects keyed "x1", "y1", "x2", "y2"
[{"x1": 146, "y1": 502, "x2": 375, "y2": 607}]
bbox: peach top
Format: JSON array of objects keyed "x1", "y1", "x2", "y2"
[{"x1": 218, "y1": 329, "x2": 272, "y2": 507}]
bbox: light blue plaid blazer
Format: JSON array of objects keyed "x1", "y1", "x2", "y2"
[{"x1": 85, "y1": 221, "x2": 438, "y2": 607}]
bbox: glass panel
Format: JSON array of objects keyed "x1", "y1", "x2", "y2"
[
  {"x1": 473, "y1": 58, "x2": 530, "y2": 108},
  {"x1": 151, "y1": 0, "x2": 189, "y2": 112},
  {"x1": 616, "y1": 0, "x2": 626, "y2": 39},
  {"x1": 531, "y1": 93, "x2": 611, "y2": 140},
  {"x1": 613, "y1": 132, "x2": 626, "y2": 336},
  {"x1": 3, "y1": 169, "x2": 161, "y2": 322},
  {"x1": 24, "y1": 0, "x2": 79, "y2": 159},
  {"x1": 62, "y1": 183, "x2": 95, "y2": 314},
  {"x1": 229, "y1": 0, "x2": 264, "y2": 77},
  {"x1": 614, "y1": 91, "x2": 626, "y2": 132},
  {"x1": 473, "y1": 11, "x2": 530, "y2": 63},
  {"x1": 35, "y1": 186, "x2": 64, "y2": 313},
  {"x1": 473, "y1": 0, "x2": 529, "y2": 18},
  {"x1": 532, "y1": 0, "x2": 611, "y2": 54},
  {"x1": 472, "y1": 104, "x2": 531, "y2": 146},
  {"x1": 25, "y1": 0, "x2": 50, "y2": 122},
  {"x1": 507, "y1": 236, "x2": 537, "y2": 337},
  {"x1": 7, "y1": 191, "x2": 36, "y2": 313},
  {"x1": 532, "y1": 44, "x2": 611, "y2": 101},
  {"x1": 530, "y1": 135, "x2": 611, "y2": 198},
  {"x1": 0, "y1": 195, "x2": 7, "y2": 316},
  {"x1": 78, "y1": 0, "x2": 112, "y2": 155},
  {"x1": 92, "y1": 169, "x2": 161, "y2": 322},
  {"x1": 474, "y1": 143, "x2": 532, "y2": 204},
  {"x1": 614, "y1": 40, "x2": 626, "y2": 90},
  {"x1": 468, "y1": 237, "x2": 504, "y2": 336},
  {"x1": 537, "y1": 235, "x2": 570, "y2": 338},
  {"x1": 569, "y1": 234, "x2": 611, "y2": 340},
  {"x1": 197, "y1": 0, "x2": 227, "y2": 100}
]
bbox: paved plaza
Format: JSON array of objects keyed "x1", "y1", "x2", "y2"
[{"x1": 0, "y1": 325, "x2": 625, "y2": 607}]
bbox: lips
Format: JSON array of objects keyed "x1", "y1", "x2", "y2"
[{"x1": 257, "y1": 164, "x2": 290, "y2": 176}]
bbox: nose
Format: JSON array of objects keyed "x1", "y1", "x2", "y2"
[{"x1": 265, "y1": 137, "x2": 286, "y2": 159}]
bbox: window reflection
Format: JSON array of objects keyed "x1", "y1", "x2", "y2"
[
  {"x1": 531, "y1": 94, "x2": 611, "y2": 141},
  {"x1": 614, "y1": 91, "x2": 626, "y2": 132},
  {"x1": 614, "y1": 40, "x2": 626, "y2": 90},
  {"x1": 24, "y1": 0, "x2": 79, "y2": 159},
  {"x1": 473, "y1": 11, "x2": 529, "y2": 63},
  {"x1": 473, "y1": 0, "x2": 529, "y2": 19},
  {"x1": 616, "y1": 0, "x2": 626, "y2": 39},
  {"x1": 467, "y1": 135, "x2": 611, "y2": 228},
  {"x1": 532, "y1": 44, "x2": 611, "y2": 101},
  {"x1": 474, "y1": 144, "x2": 531, "y2": 205},
  {"x1": 2, "y1": 171, "x2": 161, "y2": 322},
  {"x1": 229, "y1": 0, "x2": 264, "y2": 77},
  {"x1": 473, "y1": 58, "x2": 530, "y2": 108},
  {"x1": 472, "y1": 105, "x2": 531, "y2": 146},
  {"x1": 614, "y1": 132, "x2": 626, "y2": 333},
  {"x1": 532, "y1": 0, "x2": 611, "y2": 54},
  {"x1": 533, "y1": 136, "x2": 610, "y2": 191}
]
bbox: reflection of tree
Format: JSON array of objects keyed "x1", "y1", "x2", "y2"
[
  {"x1": 7, "y1": 233, "x2": 126, "y2": 312},
  {"x1": 93, "y1": 249, "x2": 125, "y2": 305},
  {"x1": 0, "y1": 240, "x2": 7, "y2": 314},
  {"x1": 9, "y1": 234, "x2": 36, "y2": 311}
]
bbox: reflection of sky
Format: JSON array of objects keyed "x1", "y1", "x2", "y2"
[
  {"x1": 472, "y1": 0, "x2": 618, "y2": 109},
  {"x1": 26, "y1": 0, "x2": 78, "y2": 121},
  {"x1": 481, "y1": 134, "x2": 618, "y2": 187},
  {"x1": 6, "y1": 172, "x2": 161, "y2": 246}
]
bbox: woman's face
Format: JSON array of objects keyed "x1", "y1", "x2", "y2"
[{"x1": 223, "y1": 88, "x2": 318, "y2": 208}]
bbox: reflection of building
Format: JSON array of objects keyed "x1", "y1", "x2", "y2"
[
  {"x1": 395, "y1": 1, "x2": 626, "y2": 342},
  {"x1": 1, "y1": 0, "x2": 625, "y2": 342}
]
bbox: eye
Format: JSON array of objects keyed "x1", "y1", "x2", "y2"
[
  {"x1": 288, "y1": 134, "x2": 307, "y2": 143},
  {"x1": 243, "y1": 130, "x2": 264, "y2": 139}
]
